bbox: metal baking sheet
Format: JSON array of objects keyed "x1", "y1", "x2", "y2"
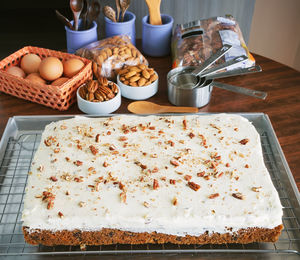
[{"x1": 0, "y1": 113, "x2": 299, "y2": 259}]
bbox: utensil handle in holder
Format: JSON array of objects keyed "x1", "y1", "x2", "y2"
[{"x1": 213, "y1": 81, "x2": 267, "y2": 100}]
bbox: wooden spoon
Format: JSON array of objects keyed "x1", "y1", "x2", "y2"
[
  {"x1": 120, "y1": 0, "x2": 130, "y2": 22},
  {"x1": 55, "y1": 10, "x2": 73, "y2": 30},
  {"x1": 116, "y1": 0, "x2": 121, "y2": 22},
  {"x1": 128, "y1": 101, "x2": 198, "y2": 114},
  {"x1": 87, "y1": 0, "x2": 100, "y2": 28},
  {"x1": 103, "y1": 5, "x2": 117, "y2": 22},
  {"x1": 145, "y1": 0, "x2": 162, "y2": 25},
  {"x1": 70, "y1": 0, "x2": 84, "y2": 31}
]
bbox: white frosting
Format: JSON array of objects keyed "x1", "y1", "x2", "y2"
[{"x1": 22, "y1": 114, "x2": 282, "y2": 236}]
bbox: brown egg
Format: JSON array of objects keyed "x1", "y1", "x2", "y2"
[
  {"x1": 6, "y1": 66, "x2": 26, "y2": 78},
  {"x1": 20, "y1": 53, "x2": 41, "y2": 74},
  {"x1": 63, "y1": 58, "x2": 85, "y2": 78},
  {"x1": 26, "y1": 73, "x2": 46, "y2": 84},
  {"x1": 39, "y1": 57, "x2": 63, "y2": 81},
  {"x1": 51, "y1": 77, "x2": 69, "y2": 86}
]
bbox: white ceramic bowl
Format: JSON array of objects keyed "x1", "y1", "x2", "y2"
[
  {"x1": 117, "y1": 73, "x2": 158, "y2": 100},
  {"x1": 77, "y1": 83, "x2": 121, "y2": 114}
]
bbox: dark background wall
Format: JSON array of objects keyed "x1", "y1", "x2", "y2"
[{"x1": 0, "y1": 0, "x2": 255, "y2": 58}]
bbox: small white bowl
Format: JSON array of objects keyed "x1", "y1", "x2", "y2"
[
  {"x1": 77, "y1": 83, "x2": 121, "y2": 114},
  {"x1": 117, "y1": 73, "x2": 158, "y2": 100}
]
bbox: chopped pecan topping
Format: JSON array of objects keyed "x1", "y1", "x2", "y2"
[
  {"x1": 74, "y1": 160, "x2": 83, "y2": 166},
  {"x1": 77, "y1": 144, "x2": 82, "y2": 150},
  {"x1": 65, "y1": 157, "x2": 70, "y2": 162},
  {"x1": 183, "y1": 119, "x2": 187, "y2": 130},
  {"x1": 103, "y1": 161, "x2": 108, "y2": 167},
  {"x1": 50, "y1": 176, "x2": 57, "y2": 182},
  {"x1": 109, "y1": 145, "x2": 116, "y2": 151},
  {"x1": 151, "y1": 153, "x2": 158, "y2": 158},
  {"x1": 172, "y1": 197, "x2": 178, "y2": 206},
  {"x1": 188, "y1": 181, "x2": 200, "y2": 191},
  {"x1": 239, "y1": 138, "x2": 249, "y2": 145},
  {"x1": 204, "y1": 175, "x2": 210, "y2": 180},
  {"x1": 143, "y1": 201, "x2": 149, "y2": 208},
  {"x1": 167, "y1": 140, "x2": 175, "y2": 147},
  {"x1": 170, "y1": 160, "x2": 180, "y2": 167},
  {"x1": 245, "y1": 164, "x2": 249, "y2": 168},
  {"x1": 197, "y1": 171, "x2": 205, "y2": 177},
  {"x1": 38, "y1": 165, "x2": 44, "y2": 172},
  {"x1": 153, "y1": 179, "x2": 159, "y2": 190},
  {"x1": 119, "y1": 182, "x2": 125, "y2": 190},
  {"x1": 119, "y1": 136, "x2": 128, "y2": 141},
  {"x1": 79, "y1": 201, "x2": 86, "y2": 207},
  {"x1": 54, "y1": 148, "x2": 60, "y2": 153},
  {"x1": 120, "y1": 192, "x2": 127, "y2": 203},
  {"x1": 251, "y1": 186, "x2": 262, "y2": 192},
  {"x1": 225, "y1": 163, "x2": 230, "y2": 167},
  {"x1": 232, "y1": 192, "x2": 245, "y2": 200},
  {"x1": 135, "y1": 161, "x2": 147, "y2": 169},
  {"x1": 95, "y1": 134, "x2": 100, "y2": 143},
  {"x1": 198, "y1": 134, "x2": 207, "y2": 146},
  {"x1": 42, "y1": 191, "x2": 55, "y2": 210},
  {"x1": 169, "y1": 179, "x2": 176, "y2": 185},
  {"x1": 149, "y1": 126, "x2": 156, "y2": 130},
  {"x1": 152, "y1": 167, "x2": 159, "y2": 173},
  {"x1": 217, "y1": 172, "x2": 224, "y2": 178},
  {"x1": 74, "y1": 177, "x2": 84, "y2": 182},
  {"x1": 188, "y1": 132, "x2": 195, "y2": 139},
  {"x1": 184, "y1": 175, "x2": 192, "y2": 181},
  {"x1": 208, "y1": 193, "x2": 219, "y2": 199},
  {"x1": 44, "y1": 139, "x2": 51, "y2": 146},
  {"x1": 130, "y1": 126, "x2": 137, "y2": 132},
  {"x1": 58, "y1": 211, "x2": 64, "y2": 218},
  {"x1": 89, "y1": 145, "x2": 98, "y2": 155},
  {"x1": 107, "y1": 131, "x2": 112, "y2": 135}
]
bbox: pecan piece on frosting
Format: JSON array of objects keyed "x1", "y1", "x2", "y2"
[
  {"x1": 208, "y1": 193, "x2": 219, "y2": 199},
  {"x1": 153, "y1": 179, "x2": 159, "y2": 190},
  {"x1": 89, "y1": 145, "x2": 98, "y2": 155},
  {"x1": 239, "y1": 138, "x2": 249, "y2": 145},
  {"x1": 188, "y1": 181, "x2": 200, "y2": 191},
  {"x1": 170, "y1": 160, "x2": 180, "y2": 167},
  {"x1": 232, "y1": 192, "x2": 245, "y2": 200}
]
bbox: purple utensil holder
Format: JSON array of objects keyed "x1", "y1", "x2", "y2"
[
  {"x1": 142, "y1": 14, "x2": 174, "y2": 57},
  {"x1": 105, "y1": 11, "x2": 136, "y2": 45},
  {"x1": 65, "y1": 20, "x2": 98, "y2": 53}
]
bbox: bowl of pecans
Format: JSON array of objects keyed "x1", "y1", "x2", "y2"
[
  {"x1": 117, "y1": 64, "x2": 158, "y2": 100},
  {"x1": 77, "y1": 76, "x2": 121, "y2": 114}
]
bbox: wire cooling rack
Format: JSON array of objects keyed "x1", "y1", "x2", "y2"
[{"x1": 0, "y1": 124, "x2": 299, "y2": 258}]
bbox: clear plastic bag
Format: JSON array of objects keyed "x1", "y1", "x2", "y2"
[
  {"x1": 171, "y1": 16, "x2": 255, "y2": 70},
  {"x1": 76, "y1": 35, "x2": 148, "y2": 80}
]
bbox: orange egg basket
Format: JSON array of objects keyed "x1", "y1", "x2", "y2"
[{"x1": 0, "y1": 46, "x2": 92, "y2": 111}]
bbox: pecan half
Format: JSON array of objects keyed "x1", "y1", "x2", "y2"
[{"x1": 188, "y1": 181, "x2": 200, "y2": 191}]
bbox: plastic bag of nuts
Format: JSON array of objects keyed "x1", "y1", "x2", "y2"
[
  {"x1": 118, "y1": 64, "x2": 158, "y2": 87},
  {"x1": 171, "y1": 15, "x2": 255, "y2": 70},
  {"x1": 76, "y1": 35, "x2": 148, "y2": 80},
  {"x1": 79, "y1": 76, "x2": 118, "y2": 102}
]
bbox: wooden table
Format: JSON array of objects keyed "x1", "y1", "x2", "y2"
[{"x1": 0, "y1": 52, "x2": 299, "y2": 191}]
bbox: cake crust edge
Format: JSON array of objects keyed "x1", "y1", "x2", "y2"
[{"x1": 23, "y1": 225, "x2": 283, "y2": 246}]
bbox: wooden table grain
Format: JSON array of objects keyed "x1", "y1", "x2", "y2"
[{"x1": 0, "y1": 53, "x2": 299, "y2": 191}]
